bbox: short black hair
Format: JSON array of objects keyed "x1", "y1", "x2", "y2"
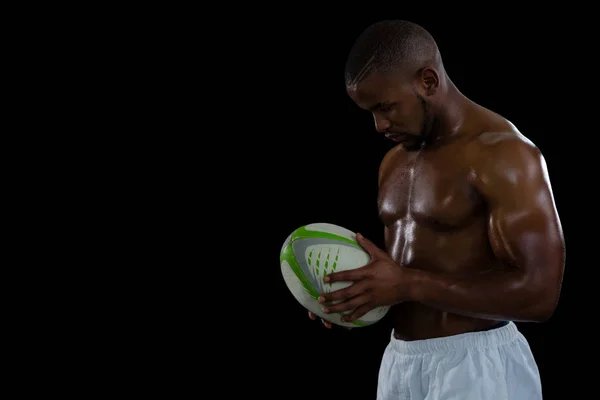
[{"x1": 345, "y1": 20, "x2": 440, "y2": 87}]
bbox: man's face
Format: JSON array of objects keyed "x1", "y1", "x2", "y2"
[{"x1": 347, "y1": 71, "x2": 432, "y2": 147}]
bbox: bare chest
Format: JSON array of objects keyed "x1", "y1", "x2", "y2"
[{"x1": 378, "y1": 150, "x2": 481, "y2": 229}]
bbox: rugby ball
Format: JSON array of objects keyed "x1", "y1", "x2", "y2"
[{"x1": 280, "y1": 222, "x2": 390, "y2": 328}]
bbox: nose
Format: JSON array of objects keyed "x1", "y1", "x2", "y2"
[{"x1": 373, "y1": 115, "x2": 391, "y2": 133}]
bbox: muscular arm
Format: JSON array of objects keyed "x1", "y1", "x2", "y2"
[{"x1": 407, "y1": 135, "x2": 565, "y2": 322}]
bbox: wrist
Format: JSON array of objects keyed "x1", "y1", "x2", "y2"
[{"x1": 403, "y1": 268, "x2": 425, "y2": 302}]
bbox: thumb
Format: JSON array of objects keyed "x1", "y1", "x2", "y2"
[{"x1": 356, "y1": 232, "x2": 385, "y2": 258}]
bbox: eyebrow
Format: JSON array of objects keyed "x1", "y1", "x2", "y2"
[{"x1": 368, "y1": 101, "x2": 390, "y2": 111}]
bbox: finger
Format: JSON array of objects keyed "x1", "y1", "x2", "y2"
[
  {"x1": 308, "y1": 311, "x2": 316, "y2": 320},
  {"x1": 324, "y1": 267, "x2": 370, "y2": 284},
  {"x1": 319, "y1": 280, "x2": 368, "y2": 304},
  {"x1": 321, "y1": 319, "x2": 332, "y2": 329},
  {"x1": 322, "y1": 294, "x2": 370, "y2": 314},
  {"x1": 341, "y1": 303, "x2": 373, "y2": 323},
  {"x1": 356, "y1": 232, "x2": 387, "y2": 259}
]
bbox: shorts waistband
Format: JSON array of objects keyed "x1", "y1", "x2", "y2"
[{"x1": 390, "y1": 321, "x2": 519, "y2": 355}]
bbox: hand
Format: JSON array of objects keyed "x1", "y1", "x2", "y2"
[
  {"x1": 307, "y1": 311, "x2": 354, "y2": 330},
  {"x1": 307, "y1": 311, "x2": 332, "y2": 329},
  {"x1": 318, "y1": 233, "x2": 411, "y2": 323}
]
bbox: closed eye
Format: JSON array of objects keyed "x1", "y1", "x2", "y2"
[{"x1": 379, "y1": 102, "x2": 396, "y2": 112}]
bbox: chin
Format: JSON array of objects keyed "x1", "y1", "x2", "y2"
[
  {"x1": 404, "y1": 137, "x2": 425, "y2": 150},
  {"x1": 404, "y1": 143, "x2": 421, "y2": 151}
]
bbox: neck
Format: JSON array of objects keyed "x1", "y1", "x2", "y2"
[{"x1": 427, "y1": 80, "x2": 471, "y2": 144}]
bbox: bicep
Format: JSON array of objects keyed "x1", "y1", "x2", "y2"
[
  {"x1": 487, "y1": 188, "x2": 562, "y2": 273},
  {"x1": 477, "y1": 142, "x2": 564, "y2": 283}
]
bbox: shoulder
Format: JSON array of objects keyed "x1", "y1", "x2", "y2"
[
  {"x1": 466, "y1": 129, "x2": 547, "y2": 187},
  {"x1": 378, "y1": 144, "x2": 405, "y2": 186},
  {"x1": 469, "y1": 128, "x2": 540, "y2": 159}
]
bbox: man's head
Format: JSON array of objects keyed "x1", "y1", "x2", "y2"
[{"x1": 345, "y1": 20, "x2": 445, "y2": 148}]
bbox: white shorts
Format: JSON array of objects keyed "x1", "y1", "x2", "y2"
[{"x1": 377, "y1": 322, "x2": 542, "y2": 399}]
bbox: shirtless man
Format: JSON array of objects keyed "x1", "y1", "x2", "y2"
[{"x1": 308, "y1": 20, "x2": 565, "y2": 399}]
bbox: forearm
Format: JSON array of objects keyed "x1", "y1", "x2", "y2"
[{"x1": 406, "y1": 267, "x2": 554, "y2": 322}]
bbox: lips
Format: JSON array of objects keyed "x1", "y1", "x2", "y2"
[{"x1": 384, "y1": 133, "x2": 406, "y2": 142}]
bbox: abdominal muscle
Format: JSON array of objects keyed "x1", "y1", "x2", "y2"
[
  {"x1": 385, "y1": 220, "x2": 506, "y2": 341},
  {"x1": 390, "y1": 303, "x2": 503, "y2": 341}
]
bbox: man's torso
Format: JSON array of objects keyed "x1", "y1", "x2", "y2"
[{"x1": 379, "y1": 109, "x2": 518, "y2": 340}]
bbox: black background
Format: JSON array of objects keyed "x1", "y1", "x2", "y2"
[
  {"x1": 34, "y1": 8, "x2": 596, "y2": 399},
  {"x1": 240, "y1": 13, "x2": 588, "y2": 400}
]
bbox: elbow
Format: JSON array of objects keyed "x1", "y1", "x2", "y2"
[
  {"x1": 530, "y1": 303, "x2": 555, "y2": 323},
  {"x1": 523, "y1": 288, "x2": 559, "y2": 323},
  {"x1": 516, "y1": 260, "x2": 563, "y2": 323}
]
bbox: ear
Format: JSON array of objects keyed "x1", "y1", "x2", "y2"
[{"x1": 419, "y1": 67, "x2": 439, "y2": 95}]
